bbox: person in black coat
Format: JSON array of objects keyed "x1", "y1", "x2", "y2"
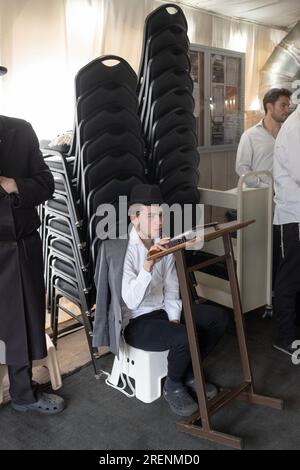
[{"x1": 0, "y1": 69, "x2": 65, "y2": 413}]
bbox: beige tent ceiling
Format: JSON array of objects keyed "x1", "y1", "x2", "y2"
[{"x1": 164, "y1": 0, "x2": 300, "y2": 29}]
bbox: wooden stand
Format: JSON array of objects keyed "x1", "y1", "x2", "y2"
[{"x1": 148, "y1": 220, "x2": 283, "y2": 449}]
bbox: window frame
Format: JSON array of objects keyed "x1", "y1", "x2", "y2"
[{"x1": 190, "y1": 43, "x2": 245, "y2": 153}]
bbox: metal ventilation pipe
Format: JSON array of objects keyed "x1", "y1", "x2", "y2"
[{"x1": 259, "y1": 21, "x2": 300, "y2": 100}]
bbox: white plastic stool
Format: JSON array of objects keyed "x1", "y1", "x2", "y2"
[
  {"x1": 109, "y1": 340, "x2": 168, "y2": 403},
  {"x1": 0, "y1": 334, "x2": 62, "y2": 405}
]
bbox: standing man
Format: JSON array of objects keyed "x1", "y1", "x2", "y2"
[
  {"x1": 236, "y1": 88, "x2": 291, "y2": 288},
  {"x1": 236, "y1": 88, "x2": 291, "y2": 187},
  {"x1": 0, "y1": 65, "x2": 65, "y2": 413},
  {"x1": 273, "y1": 104, "x2": 300, "y2": 356}
]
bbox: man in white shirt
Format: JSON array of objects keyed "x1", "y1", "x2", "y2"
[
  {"x1": 122, "y1": 184, "x2": 229, "y2": 416},
  {"x1": 236, "y1": 88, "x2": 291, "y2": 289},
  {"x1": 236, "y1": 88, "x2": 291, "y2": 187},
  {"x1": 273, "y1": 104, "x2": 300, "y2": 356}
]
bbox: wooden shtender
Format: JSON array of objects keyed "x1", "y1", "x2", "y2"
[{"x1": 148, "y1": 220, "x2": 283, "y2": 450}]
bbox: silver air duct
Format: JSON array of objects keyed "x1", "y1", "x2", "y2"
[{"x1": 259, "y1": 21, "x2": 300, "y2": 100}]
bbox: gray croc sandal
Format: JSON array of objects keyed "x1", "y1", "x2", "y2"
[
  {"x1": 163, "y1": 384, "x2": 198, "y2": 417},
  {"x1": 185, "y1": 378, "x2": 218, "y2": 400},
  {"x1": 11, "y1": 393, "x2": 65, "y2": 415}
]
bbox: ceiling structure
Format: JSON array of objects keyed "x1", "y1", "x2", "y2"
[{"x1": 165, "y1": 0, "x2": 300, "y2": 29}]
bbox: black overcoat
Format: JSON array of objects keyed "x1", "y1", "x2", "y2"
[{"x1": 0, "y1": 116, "x2": 54, "y2": 365}]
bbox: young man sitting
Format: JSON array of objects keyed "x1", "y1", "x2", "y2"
[{"x1": 121, "y1": 184, "x2": 229, "y2": 416}]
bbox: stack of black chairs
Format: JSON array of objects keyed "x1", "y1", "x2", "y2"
[
  {"x1": 42, "y1": 148, "x2": 96, "y2": 369},
  {"x1": 74, "y1": 56, "x2": 146, "y2": 259},
  {"x1": 42, "y1": 56, "x2": 146, "y2": 375},
  {"x1": 137, "y1": 3, "x2": 200, "y2": 208},
  {"x1": 41, "y1": 4, "x2": 201, "y2": 375}
]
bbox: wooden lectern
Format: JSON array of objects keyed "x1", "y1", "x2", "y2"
[{"x1": 148, "y1": 220, "x2": 283, "y2": 449}]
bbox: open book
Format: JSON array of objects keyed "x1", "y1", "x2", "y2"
[{"x1": 148, "y1": 221, "x2": 219, "y2": 257}]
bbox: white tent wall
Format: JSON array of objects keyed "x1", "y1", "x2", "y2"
[
  {"x1": 0, "y1": 0, "x2": 286, "y2": 140},
  {"x1": 0, "y1": 0, "x2": 71, "y2": 139}
]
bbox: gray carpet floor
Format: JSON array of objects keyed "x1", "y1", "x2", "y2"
[{"x1": 1, "y1": 311, "x2": 300, "y2": 450}]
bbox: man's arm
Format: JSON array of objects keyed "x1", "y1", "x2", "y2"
[
  {"x1": 236, "y1": 132, "x2": 260, "y2": 187},
  {"x1": 163, "y1": 255, "x2": 182, "y2": 322},
  {"x1": 13, "y1": 123, "x2": 54, "y2": 208},
  {"x1": 236, "y1": 132, "x2": 253, "y2": 176},
  {"x1": 278, "y1": 126, "x2": 300, "y2": 185}
]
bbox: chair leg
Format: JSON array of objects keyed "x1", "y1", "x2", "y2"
[
  {"x1": 75, "y1": 291, "x2": 101, "y2": 377},
  {"x1": 80, "y1": 310, "x2": 101, "y2": 377},
  {"x1": 50, "y1": 275, "x2": 56, "y2": 332},
  {"x1": 52, "y1": 292, "x2": 60, "y2": 347},
  {"x1": 46, "y1": 261, "x2": 52, "y2": 313},
  {"x1": 45, "y1": 238, "x2": 53, "y2": 311}
]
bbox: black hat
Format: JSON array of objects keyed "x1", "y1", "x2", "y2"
[
  {"x1": 0, "y1": 66, "x2": 7, "y2": 76},
  {"x1": 129, "y1": 183, "x2": 163, "y2": 206}
]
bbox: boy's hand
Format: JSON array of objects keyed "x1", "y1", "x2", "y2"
[
  {"x1": 144, "y1": 238, "x2": 170, "y2": 272},
  {"x1": 0, "y1": 176, "x2": 18, "y2": 194}
]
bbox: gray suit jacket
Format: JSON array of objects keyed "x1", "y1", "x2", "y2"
[{"x1": 92, "y1": 238, "x2": 129, "y2": 355}]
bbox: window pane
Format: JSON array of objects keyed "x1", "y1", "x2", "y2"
[
  {"x1": 210, "y1": 54, "x2": 242, "y2": 146},
  {"x1": 190, "y1": 46, "x2": 244, "y2": 149}
]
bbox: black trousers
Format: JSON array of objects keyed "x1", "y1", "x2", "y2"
[
  {"x1": 274, "y1": 223, "x2": 300, "y2": 345},
  {"x1": 273, "y1": 224, "x2": 282, "y2": 287},
  {"x1": 124, "y1": 304, "x2": 229, "y2": 383},
  {"x1": 7, "y1": 364, "x2": 37, "y2": 405}
]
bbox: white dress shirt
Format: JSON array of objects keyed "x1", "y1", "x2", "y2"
[
  {"x1": 273, "y1": 105, "x2": 300, "y2": 225},
  {"x1": 121, "y1": 226, "x2": 182, "y2": 324},
  {"x1": 236, "y1": 119, "x2": 275, "y2": 187}
]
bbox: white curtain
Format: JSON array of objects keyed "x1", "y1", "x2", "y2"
[
  {"x1": 0, "y1": 0, "x2": 286, "y2": 139},
  {"x1": 0, "y1": 0, "x2": 70, "y2": 138}
]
